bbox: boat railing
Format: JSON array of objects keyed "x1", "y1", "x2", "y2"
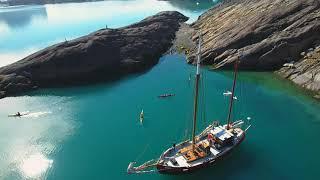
[
  {"x1": 232, "y1": 120, "x2": 244, "y2": 128},
  {"x1": 197, "y1": 123, "x2": 214, "y2": 138},
  {"x1": 245, "y1": 124, "x2": 251, "y2": 132},
  {"x1": 232, "y1": 118, "x2": 252, "y2": 132}
]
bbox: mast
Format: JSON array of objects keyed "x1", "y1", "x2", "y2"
[
  {"x1": 226, "y1": 56, "x2": 239, "y2": 130},
  {"x1": 192, "y1": 34, "x2": 201, "y2": 147}
]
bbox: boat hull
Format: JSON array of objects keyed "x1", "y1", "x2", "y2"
[{"x1": 156, "y1": 132, "x2": 246, "y2": 174}]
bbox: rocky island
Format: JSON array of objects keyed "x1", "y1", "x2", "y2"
[
  {"x1": 0, "y1": 11, "x2": 188, "y2": 98},
  {"x1": 186, "y1": 0, "x2": 320, "y2": 99}
]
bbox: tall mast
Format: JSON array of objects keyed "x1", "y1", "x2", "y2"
[
  {"x1": 192, "y1": 33, "x2": 201, "y2": 147},
  {"x1": 226, "y1": 57, "x2": 239, "y2": 130}
]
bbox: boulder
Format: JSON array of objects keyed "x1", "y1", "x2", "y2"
[
  {"x1": 0, "y1": 11, "x2": 188, "y2": 98},
  {"x1": 277, "y1": 48, "x2": 320, "y2": 96}
]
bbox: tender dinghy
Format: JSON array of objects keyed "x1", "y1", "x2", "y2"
[
  {"x1": 223, "y1": 91, "x2": 237, "y2": 100},
  {"x1": 158, "y1": 94, "x2": 175, "y2": 98},
  {"x1": 140, "y1": 109, "x2": 144, "y2": 124}
]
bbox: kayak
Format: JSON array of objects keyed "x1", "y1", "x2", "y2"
[
  {"x1": 140, "y1": 109, "x2": 144, "y2": 124},
  {"x1": 8, "y1": 111, "x2": 29, "y2": 117}
]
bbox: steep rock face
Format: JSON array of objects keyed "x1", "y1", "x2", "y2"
[
  {"x1": 277, "y1": 46, "x2": 320, "y2": 99},
  {"x1": 188, "y1": 0, "x2": 320, "y2": 70},
  {"x1": 0, "y1": 11, "x2": 188, "y2": 98}
]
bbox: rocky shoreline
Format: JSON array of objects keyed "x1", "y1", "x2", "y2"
[
  {"x1": 186, "y1": 0, "x2": 320, "y2": 99},
  {"x1": 277, "y1": 46, "x2": 320, "y2": 99},
  {"x1": 0, "y1": 11, "x2": 188, "y2": 99}
]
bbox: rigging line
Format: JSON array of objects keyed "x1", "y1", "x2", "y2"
[
  {"x1": 243, "y1": 80, "x2": 248, "y2": 120},
  {"x1": 189, "y1": 73, "x2": 197, "y2": 141},
  {"x1": 239, "y1": 71, "x2": 246, "y2": 119},
  {"x1": 200, "y1": 71, "x2": 205, "y2": 128},
  {"x1": 203, "y1": 69, "x2": 207, "y2": 125},
  {"x1": 183, "y1": 73, "x2": 193, "y2": 140},
  {"x1": 147, "y1": 143, "x2": 156, "y2": 158},
  {"x1": 186, "y1": 101, "x2": 192, "y2": 140},
  {"x1": 237, "y1": 71, "x2": 243, "y2": 119},
  {"x1": 201, "y1": 74, "x2": 204, "y2": 128},
  {"x1": 198, "y1": 73, "x2": 202, "y2": 128},
  {"x1": 202, "y1": 74, "x2": 206, "y2": 127},
  {"x1": 199, "y1": 72, "x2": 203, "y2": 127},
  {"x1": 238, "y1": 52, "x2": 246, "y2": 120},
  {"x1": 187, "y1": 77, "x2": 194, "y2": 139},
  {"x1": 226, "y1": 59, "x2": 239, "y2": 129},
  {"x1": 183, "y1": 69, "x2": 192, "y2": 140},
  {"x1": 239, "y1": 72, "x2": 244, "y2": 118},
  {"x1": 134, "y1": 144, "x2": 150, "y2": 162},
  {"x1": 243, "y1": 75, "x2": 247, "y2": 119},
  {"x1": 199, "y1": 76, "x2": 202, "y2": 129},
  {"x1": 183, "y1": 105, "x2": 189, "y2": 140},
  {"x1": 237, "y1": 72, "x2": 240, "y2": 118}
]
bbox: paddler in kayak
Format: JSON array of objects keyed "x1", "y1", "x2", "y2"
[
  {"x1": 140, "y1": 109, "x2": 144, "y2": 124},
  {"x1": 8, "y1": 112, "x2": 22, "y2": 117}
]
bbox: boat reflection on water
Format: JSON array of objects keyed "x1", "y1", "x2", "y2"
[{"x1": 0, "y1": 6, "x2": 47, "y2": 29}]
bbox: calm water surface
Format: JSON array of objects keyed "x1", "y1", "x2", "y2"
[
  {"x1": 0, "y1": 1, "x2": 320, "y2": 180},
  {"x1": 0, "y1": 0, "x2": 215, "y2": 66}
]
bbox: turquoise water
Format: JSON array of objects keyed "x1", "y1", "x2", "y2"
[
  {"x1": 1, "y1": 1, "x2": 320, "y2": 179},
  {"x1": 0, "y1": 0, "x2": 214, "y2": 66}
]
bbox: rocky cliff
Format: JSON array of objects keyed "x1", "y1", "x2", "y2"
[
  {"x1": 185, "y1": 0, "x2": 320, "y2": 99},
  {"x1": 277, "y1": 46, "x2": 320, "y2": 99},
  {"x1": 188, "y1": 0, "x2": 320, "y2": 71},
  {"x1": 0, "y1": 11, "x2": 188, "y2": 98}
]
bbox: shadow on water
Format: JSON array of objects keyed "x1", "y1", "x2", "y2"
[
  {"x1": 166, "y1": 0, "x2": 221, "y2": 12},
  {"x1": 25, "y1": 60, "x2": 161, "y2": 98},
  {"x1": 26, "y1": 73, "x2": 143, "y2": 98},
  {"x1": 0, "y1": 5, "x2": 47, "y2": 28}
]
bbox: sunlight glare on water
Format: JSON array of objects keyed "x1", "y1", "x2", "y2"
[
  {"x1": 0, "y1": 95, "x2": 78, "y2": 179},
  {"x1": 1, "y1": 1, "x2": 320, "y2": 179},
  {"x1": 20, "y1": 152, "x2": 53, "y2": 178}
]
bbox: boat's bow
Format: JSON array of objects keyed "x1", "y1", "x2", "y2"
[{"x1": 127, "y1": 159, "x2": 158, "y2": 174}]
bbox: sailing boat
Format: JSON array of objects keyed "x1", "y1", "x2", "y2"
[{"x1": 128, "y1": 34, "x2": 251, "y2": 174}]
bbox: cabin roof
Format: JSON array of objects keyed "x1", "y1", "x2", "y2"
[{"x1": 210, "y1": 126, "x2": 234, "y2": 141}]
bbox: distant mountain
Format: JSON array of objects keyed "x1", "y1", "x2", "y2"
[{"x1": 4, "y1": 0, "x2": 104, "y2": 6}]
